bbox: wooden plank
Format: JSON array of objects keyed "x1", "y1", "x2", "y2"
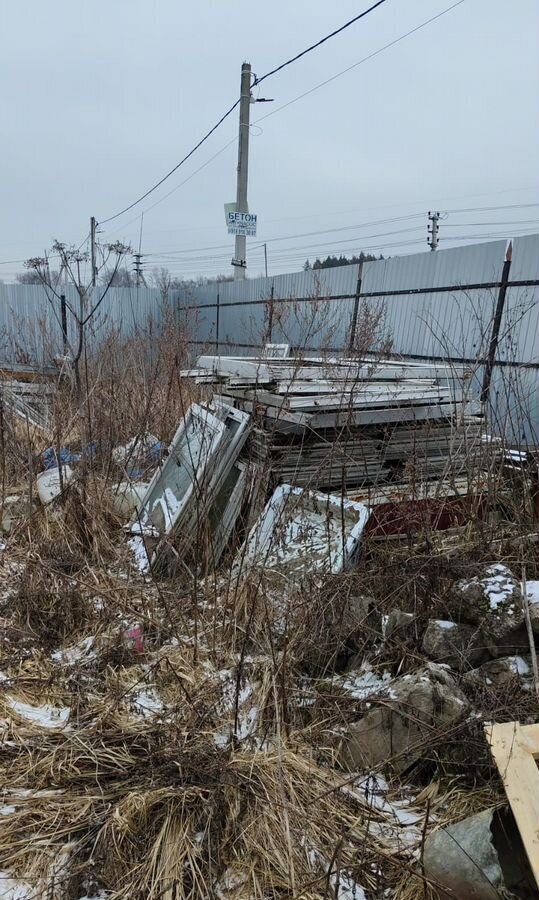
[{"x1": 485, "y1": 721, "x2": 539, "y2": 889}]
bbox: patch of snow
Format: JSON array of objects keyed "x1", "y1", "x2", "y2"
[
  {"x1": 508, "y1": 656, "x2": 530, "y2": 676},
  {"x1": 0, "y1": 872, "x2": 33, "y2": 899},
  {"x1": 235, "y1": 704, "x2": 259, "y2": 741},
  {"x1": 0, "y1": 805, "x2": 16, "y2": 816},
  {"x1": 434, "y1": 620, "x2": 457, "y2": 630},
  {"x1": 523, "y1": 581, "x2": 539, "y2": 605},
  {"x1": 342, "y1": 774, "x2": 422, "y2": 831},
  {"x1": 6, "y1": 698, "x2": 70, "y2": 730},
  {"x1": 127, "y1": 535, "x2": 151, "y2": 573},
  {"x1": 483, "y1": 567, "x2": 516, "y2": 610},
  {"x1": 129, "y1": 689, "x2": 162, "y2": 717},
  {"x1": 51, "y1": 636, "x2": 95, "y2": 665},
  {"x1": 336, "y1": 665, "x2": 393, "y2": 700},
  {"x1": 129, "y1": 521, "x2": 158, "y2": 537}
]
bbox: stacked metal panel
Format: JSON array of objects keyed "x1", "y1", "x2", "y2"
[{"x1": 186, "y1": 355, "x2": 484, "y2": 492}]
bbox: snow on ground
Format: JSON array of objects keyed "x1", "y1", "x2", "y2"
[
  {"x1": 333, "y1": 665, "x2": 393, "y2": 700},
  {"x1": 51, "y1": 636, "x2": 96, "y2": 665},
  {"x1": 129, "y1": 688, "x2": 162, "y2": 717},
  {"x1": 523, "y1": 580, "x2": 539, "y2": 604},
  {"x1": 482, "y1": 564, "x2": 517, "y2": 610},
  {"x1": 434, "y1": 620, "x2": 457, "y2": 630},
  {"x1": 0, "y1": 872, "x2": 33, "y2": 899},
  {"x1": 127, "y1": 535, "x2": 151, "y2": 573},
  {"x1": 507, "y1": 656, "x2": 530, "y2": 676},
  {"x1": 340, "y1": 772, "x2": 423, "y2": 853},
  {"x1": 6, "y1": 698, "x2": 70, "y2": 730}
]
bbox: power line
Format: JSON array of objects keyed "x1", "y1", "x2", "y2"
[
  {"x1": 444, "y1": 202, "x2": 539, "y2": 215},
  {"x1": 98, "y1": 3, "x2": 389, "y2": 228},
  {"x1": 253, "y1": 0, "x2": 467, "y2": 126},
  {"x1": 99, "y1": 98, "x2": 241, "y2": 225},
  {"x1": 142, "y1": 212, "x2": 537, "y2": 261},
  {"x1": 144, "y1": 214, "x2": 426, "y2": 257},
  {"x1": 99, "y1": 0, "x2": 466, "y2": 231},
  {"x1": 252, "y1": 0, "x2": 389, "y2": 86}
]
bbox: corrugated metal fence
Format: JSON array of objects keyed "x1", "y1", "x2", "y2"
[
  {"x1": 0, "y1": 284, "x2": 167, "y2": 366},
  {"x1": 177, "y1": 235, "x2": 539, "y2": 444},
  {"x1": 0, "y1": 236, "x2": 537, "y2": 443}
]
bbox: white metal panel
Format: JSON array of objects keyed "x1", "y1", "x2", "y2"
[{"x1": 360, "y1": 239, "x2": 506, "y2": 293}]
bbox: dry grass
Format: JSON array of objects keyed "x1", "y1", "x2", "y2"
[{"x1": 0, "y1": 320, "x2": 537, "y2": 898}]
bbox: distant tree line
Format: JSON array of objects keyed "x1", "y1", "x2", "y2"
[
  {"x1": 15, "y1": 267, "x2": 233, "y2": 290},
  {"x1": 15, "y1": 253, "x2": 383, "y2": 288},
  {"x1": 303, "y1": 252, "x2": 382, "y2": 270}
]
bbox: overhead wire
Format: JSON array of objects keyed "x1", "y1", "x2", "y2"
[
  {"x1": 141, "y1": 212, "x2": 537, "y2": 261},
  {"x1": 99, "y1": 97, "x2": 241, "y2": 225},
  {"x1": 252, "y1": 0, "x2": 467, "y2": 127},
  {"x1": 99, "y1": 1, "x2": 390, "y2": 227},
  {"x1": 100, "y1": 0, "x2": 469, "y2": 235},
  {"x1": 252, "y1": 0, "x2": 389, "y2": 85}
]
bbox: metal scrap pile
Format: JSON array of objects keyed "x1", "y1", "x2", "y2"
[{"x1": 187, "y1": 354, "x2": 485, "y2": 493}]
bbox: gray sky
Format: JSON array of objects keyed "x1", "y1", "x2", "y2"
[{"x1": 1, "y1": 0, "x2": 538, "y2": 281}]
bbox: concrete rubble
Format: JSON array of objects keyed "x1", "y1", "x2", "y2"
[
  {"x1": 423, "y1": 806, "x2": 537, "y2": 900},
  {"x1": 336, "y1": 663, "x2": 470, "y2": 774}
]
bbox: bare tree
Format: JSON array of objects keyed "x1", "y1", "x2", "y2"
[{"x1": 25, "y1": 239, "x2": 130, "y2": 407}]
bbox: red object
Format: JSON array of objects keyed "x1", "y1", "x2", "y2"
[
  {"x1": 364, "y1": 494, "x2": 487, "y2": 537},
  {"x1": 122, "y1": 624, "x2": 144, "y2": 653}
]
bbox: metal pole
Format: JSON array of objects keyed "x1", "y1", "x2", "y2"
[
  {"x1": 60, "y1": 294, "x2": 68, "y2": 353},
  {"x1": 481, "y1": 243, "x2": 512, "y2": 404},
  {"x1": 264, "y1": 242, "x2": 268, "y2": 279},
  {"x1": 234, "y1": 62, "x2": 251, "y2": 281},
  {"x1": 90, "y1": 216, "x2": 97, "y2": 286}
]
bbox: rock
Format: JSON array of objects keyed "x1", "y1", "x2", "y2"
[
  {"x1": 423, "y1": 806, "x2": 536, "y2": 900},
  {"x1": 384, "y1": 609, "x2": 420, "y2": 643},
  {"x1": 341, "y1": 593, "x2": 382, "y2": 642},
  {"x1": 451, "y1": 564, "x2": 521, "y2": 624},
  {"x1": 337, "y1": 663, "x2": 469, "y2": 774},
  {"x1": 462, "y1": 656, "x2": 532, "y2": 690},
  {"x1": 300, "y1": 588, "x2": 382, "y2": 674},
  {"x1": 422, "y1": 619, "x2": 486, "y2": 670},
  {"x1": 449, "y1": 565, "x2": 525, "y2": 651}
]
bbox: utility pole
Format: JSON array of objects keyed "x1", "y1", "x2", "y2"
[
  {"x1": 264, "y1": 243, "x2": 268, "y2": 279},
  {"x1": 427, "y1": 211, "x2": 440, "y2": 251},
  {"x1": 233, "y1": 62, "x2": 252, "y2": 281},
  {"x1": 133, "y1": 253, "x2": 146, "y2": 287},
  {"x1": 90, "y1": 216, "x2": 97, "y2": 286},
  {"x1": 133, "y1": 214, "x2": 146, "y2": 287}
]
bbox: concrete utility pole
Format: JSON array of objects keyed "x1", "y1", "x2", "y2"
[
  {"x1": 233, "y1": 62, "x2": 252, "y2": 280},
  {"x1": 90, "y1": 216, "x2": 97, "y2": 286},
  {"x1": 427, "y1": 211, "x2": 440, "y2": 251}
]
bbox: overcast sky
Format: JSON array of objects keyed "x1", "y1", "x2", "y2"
[{"x1": 1, "y1": 0, "x2": 538, "y2": 282}]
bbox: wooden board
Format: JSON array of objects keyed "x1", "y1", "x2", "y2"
[{"x1": 485, "y1": 721, "x2": 539, "y2": 889}]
